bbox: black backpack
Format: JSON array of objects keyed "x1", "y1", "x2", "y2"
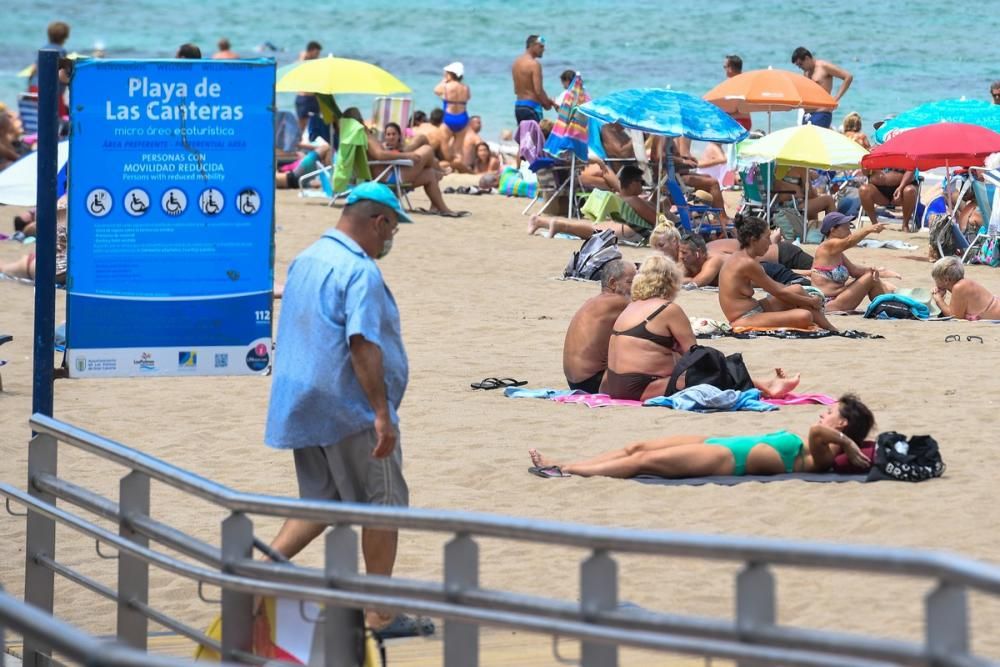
[
  {"x1": 563, "y1": 229, "x2": 622, "y2": 280},
  {"x1": 867, "y1": 431, "x2": 946, "y2": 482},
  {"x1": 864, "y1": 300, "x2": 918, "y2": 320},
  {"x1": 666, "y1": 345, "x2": 753, "y2": 395}
]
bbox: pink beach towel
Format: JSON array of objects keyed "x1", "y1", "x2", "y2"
[
  {"x1": 551, "y1": 393, "x2": 644, "y2": 408},
  {"x1": 763, "y1": 392, "x2": 837, "y2": 406},
  {"x1": 515, "y1": 120, "x2": 545, "y2": 163}
]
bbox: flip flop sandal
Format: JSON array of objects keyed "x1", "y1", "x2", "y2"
[
  {"x1": 944, "y1": 334, "x2": 961, "y2": 343},
  {"x1": 529, "y1": 465, "x2": 571, "y2": 478},
  {"x1": 438, "y1": 210, "x2": 470, "y2": 218},
  {"x1": 372, "y1": 614, "x2": 435, "y2": 640},
  {"x1": 967, "y1": 335, "x2": 984, "y2": 344},
  {"x1": 496, "y1": 378, "x2": 527, "y2": 387},
  {"x1": 470, "y1": 377, "x2": 503, "y2": 390}
]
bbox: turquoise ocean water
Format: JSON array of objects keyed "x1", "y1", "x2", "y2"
[{"x1": 3, "y1": 0, "x2": 999, "y2": 141}]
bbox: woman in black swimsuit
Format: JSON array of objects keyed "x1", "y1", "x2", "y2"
[{"x1": 603, "y1": 256, "x2": 801, "y2": 401}]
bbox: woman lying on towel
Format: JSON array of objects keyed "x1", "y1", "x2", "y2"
[
  {"x1": 931, "y1": 256, "x2": 1000, "y2": 321},
  {"x1": 529, "y1": 394, "x2": 874, "y2": 479},
  {"x1": 810, "y1": 213, "x2": 899, "y2": 312},
  {"x1": 718, "y1": 214, "x2": 838, "y2": 331},
  {"x1": 602, "y1": 254, "x2": 801, "y2": 401}
]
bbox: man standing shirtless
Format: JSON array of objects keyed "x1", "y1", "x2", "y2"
[
  {"x1": 563, "y1": 260, "x2": 636, "y2": 393},
  {"x1": 791, "y1": 47, "x2": 853, "y2": 129},
  {"x1": 511, "y1": 35, "x2": 556, "y2": 125}
]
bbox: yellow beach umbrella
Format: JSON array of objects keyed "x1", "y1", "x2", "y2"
[
  {"x1": 275, "y1": 55, "x2": 410, "y2": 95},
  {"x1": 739, "y1": 124, "x2": 868, "y2": 227},
  {"x1": 739, "y1": 124, "x2": 867, "y2": 169}
]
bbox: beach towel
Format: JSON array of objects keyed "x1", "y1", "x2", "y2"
[
  {"x1": 581, "y1": 189, "x2": 621, "y2": 222},
  {"x1": 644, "y1": 385, "x2": 776, "y2": 412},
  {"x1": 543, "y1": 73, "x2": 589, "y2": 161},
  {"x1": 331, "y1": 118, "x2": 371, "y2": 194},
  {"x1": 763, "y1": 392, "x2": 837, "y2": 406},
  {"x1": 503, "y1": 387, "x2": 580, "y2": 399},
  {"x1": 552, "y1": 394, "x2": 643, "y2": 408},
  {"x1": 633, "y1": 473, "x2": 868, "y2": 487},
  {"x1": 727, "y1": 327, "x2": 885, "y2": 340},
  {"x1": 515, "y1": 120, "x2": 545, "y2": 163},
  {"x1": 856, "y1": 239, "x2": 919, "y2": 250}
]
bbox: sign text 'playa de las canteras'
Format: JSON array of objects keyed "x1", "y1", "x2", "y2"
[{"x1": 67, "y1": 59, "x2": 275, "y2": 378}]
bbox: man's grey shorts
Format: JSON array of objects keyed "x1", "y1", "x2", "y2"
[{"x1": 293, "y1": 428, "x2": 409, "y2": 507}]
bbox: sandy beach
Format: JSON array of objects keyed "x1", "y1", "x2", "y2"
[{"x1": 2, "y1": 182, "x2": 1000, "y2": 659}]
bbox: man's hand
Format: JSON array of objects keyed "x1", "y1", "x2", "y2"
[
  {"x1": 869, "y1": 223, "x2": 886, "y2": 234},
  {"x1": 372, "y1": 412, "x2": 397, "y2": 459}
]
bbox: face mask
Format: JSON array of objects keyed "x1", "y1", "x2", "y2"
[{"x1": 376, "y1": 237, "x2": 393, "y2": 259}]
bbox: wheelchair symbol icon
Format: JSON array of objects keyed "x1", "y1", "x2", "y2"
[
  {"x1": 237, "y1": 188, "x2": 261, "y2": 216},
  {"x1": 124, "y1": 189, "x2": 150, "y2": 217},
  {"x1": 161, "y1": 188, "x2": 188, "y2": 216},
  {"x1": 86, "y1": 188, "x2": 112, "y2": 217},
  {"x1": 198, "y1": 188, "x2": 225, "y2": 216}
]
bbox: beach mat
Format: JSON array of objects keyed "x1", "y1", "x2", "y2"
[{"x1": 633, "y1": 473, "x2": 868, "y2": 486}]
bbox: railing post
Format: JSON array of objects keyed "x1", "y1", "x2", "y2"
[
  {"x1": 23, "y1": 433, "x2": 57, "y2": 666},
  {"x1": 116, "y1": 471, "x2": 150, "y2": 649},
  {"x1": 220, "y1": 512, "x2": 254, "y2": 661},
  {"x1": 444, "y1": 533, "x2": 479, "y2": 667},
  {"x1": 925, "y1": 582, "x2": 968, "y2": 661},
  {"x1": 580, "y1": 549, "x2": 617, "y2": 667},
  {"x1": 735, "y1": 562, "x2": 775, "y2": 667},
  {"x1": 321, "y1": 525, "x2": 362, "y2": 667}
]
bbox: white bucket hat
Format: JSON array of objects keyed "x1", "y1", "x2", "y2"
[{"x1": 444, "y1": 61, "x2": 464, "y2": 78}]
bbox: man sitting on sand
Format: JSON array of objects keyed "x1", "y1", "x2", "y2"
[
  {"x1": 527, "y1": 165, "x2": 657, "y2": 241},
  {"x1": 563, "y1": 259, "x2": 636, "y2": 393},
  {"x1": 718, "y1": 215, "x2": 837, "y2": 331},
  {"x1": 680, "y1": 232, "x2": 814, "y2": 288},
  {"x1": 512, "y1": 35, "x2": 555, "y2": 124}
]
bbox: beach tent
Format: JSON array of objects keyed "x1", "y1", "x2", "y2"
[
  {"x1": 704, "y1": 68, "x2": 837, "y2": 133},
  {"x1": 739, "y1": 124, "x2": 868, "y2": 230},
  {"x1": 873, "y1": 98, "x2": 1000, "y2": 144}
]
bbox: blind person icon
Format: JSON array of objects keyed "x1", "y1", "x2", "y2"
[
  {"x1": 198, "y1": 188, "x2": 225, "y2": 216},
  {"x1": 86, "y1": 188, "x2": 113, "y2": 217},
  {"x1": 236, "y1": 188, "x2": 261, "y2": 216},
  {"x1": 124, "y1": 188, "x2": 150, "y2": 217},
  {"x1": 161, "y1": 188, "x2": 188, "y2": 216}
]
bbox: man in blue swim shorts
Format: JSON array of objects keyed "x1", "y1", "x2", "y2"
[
  {"x1": 511, "y1": 35, "x2": 555, "y2": 125},
  {"x1": 791, "y1": 46, "x2": 853, "y2": 129}
]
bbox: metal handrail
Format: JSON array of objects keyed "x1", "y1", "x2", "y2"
[
  {"x1": 28, "y1": 413, "x2": 1000, "y2": 593},
  {"x1": 5, "y1": 484, "x2": 902, "y2": 667},
  {"x1": 29, "y1": 472, "x2": 935, "y2": 666},
  {"x1": 0, "y1": 588, "x2": 233, "y2": 667}
]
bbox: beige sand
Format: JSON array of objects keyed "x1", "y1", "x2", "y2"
[{"x1": 2, "y1": 184, "x2": 1000, "y2": 660}]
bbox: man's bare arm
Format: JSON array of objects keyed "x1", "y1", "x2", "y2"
[{"x1": 825, "y1": 61, "x2": 853, "y2": 101}]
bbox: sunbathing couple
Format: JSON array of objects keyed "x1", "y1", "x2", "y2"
[
  {"x1": 529, "y1": 394, "x2": 874, "y2": 479},
  {"x1": 563, "y1": 255, "x2": 801, "y2": 400}
]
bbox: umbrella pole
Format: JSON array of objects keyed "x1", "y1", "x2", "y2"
[
  {"x1": 569, "y1": 153, "x2": 576, "y2": 219},
  {"x1": 766, "y1": 160, "x2": 772, "y2": 228},
  {"x1": 803, "y1": 170, "x2": 809, "y2": 241}
]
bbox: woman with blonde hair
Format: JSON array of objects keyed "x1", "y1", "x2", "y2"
[
  {"x1": 842, "y1": 112, "x2": 871, "y2": 149},
  {"x1": 649, "y1": 220, "x2": 681, "y2": 261},
  {"x1": 603, "y1": 255, "x2": 801, "y2": 400},
  {"x1": 931, "y1": 256, "x2": 1000, "y2": 321}
]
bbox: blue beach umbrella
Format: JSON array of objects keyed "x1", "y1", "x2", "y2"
[
  {"x1": 874, "y1": 98, "x2": 1000, "y2": 144},
  {"x1": 578, "y1": 88, "x2": 749, "y2": 143}
]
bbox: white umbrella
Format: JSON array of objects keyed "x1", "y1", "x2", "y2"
[{"x1": 0, "y1": 141, "x2": 69, "y2": 206}]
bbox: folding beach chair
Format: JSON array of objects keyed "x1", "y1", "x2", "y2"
[
  {"x1": 18, "y1": 93, "x2": 38, "y2": 136},
  {"x1": 298, "y1": 117, "x2": 414, "y2": 209},
  {"x1": 371, "y1": 97, "x2": 412, "y2": 136},
  {"x1": 662, "y1": 158, "x2": 731, "y2": 238},
  {"x1": 961, "y1": 167, "x2": 1000, "y2": 264},
  {"x1": 737, "y1": 163, "x2": 779, "y2": 219}
]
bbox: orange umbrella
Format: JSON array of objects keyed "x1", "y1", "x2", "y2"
[{"x1": 704, "y1": 67, "x2": 838, "y2": 131}]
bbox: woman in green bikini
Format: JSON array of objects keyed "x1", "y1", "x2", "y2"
[{"x1": 528, "y1": 394, "x2": 874, "y2": 478}]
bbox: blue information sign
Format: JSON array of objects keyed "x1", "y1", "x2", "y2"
[{"x1": 67, "y1": 59, "x2": 274, "y2": 377}]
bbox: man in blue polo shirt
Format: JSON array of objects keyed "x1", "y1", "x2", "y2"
[{"x1": 265, "y1": 182, "x2": 410, "y2": 630}]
